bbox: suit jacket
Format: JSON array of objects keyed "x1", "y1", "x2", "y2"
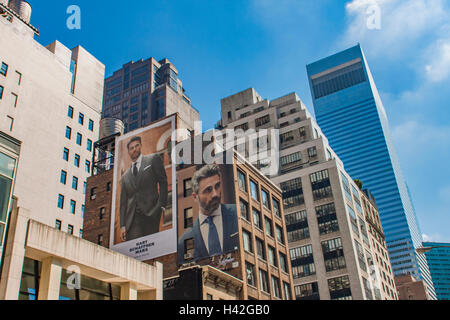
[
  {"x1": 120, "y1": 153, "x2": 168, "y2": 234},
  {"x1": 178, "y1": 204, "x2": 239, "y2": 264}
]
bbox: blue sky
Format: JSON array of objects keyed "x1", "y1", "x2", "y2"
[{"x1": 28, "y1": 0, "x2": 450, "y2": 242}]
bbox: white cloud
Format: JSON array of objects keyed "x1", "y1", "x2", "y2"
[
  {"x1": 423, "y1": 233, "x2": 450, "y2": 243},
  {"x1": 392, "y1": 120, "x2": 450, "y2": 149},
  {"x1": 424, "y1": 39, "x2": 450, "y2": 82}
]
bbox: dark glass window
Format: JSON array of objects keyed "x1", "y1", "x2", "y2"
[
  {"x1": 70, "y1": 200, "x2": 76, "y2": 214},
  {"x1": 55, "y1": 220, "x2": 62, "y2": 230},
  {"x1": 68, "y1": 225, "x2": 74, "y2": 235},
  {"x1": 65, "y1": 126, "x2": 72, "y2": 139},
  {"x1": 0, "y1": 85, "x2": 3, "y2": 99},
  {"x1": 286, "y1": 210, "x2": 310, "y2": 242},
  {"x1": 268, "y1": 246, "x2": 277, "y2": 267},
  {"x1": 281, "y1": 178, "x2": 304, "y2": 208},
  {"x1": 57, "y1": 194, "x2": 64, "y2": 209},
  {"x1": 85, "y1": 160, "x2": 91, "y2": 174},
  {"x1": 312, "y1": 61, "x2": 366, "y2": 99},
  {"x1": 322, "y1": 238, "x2": 346, "y2": 272},
  {"x1": 99, "y1": 207, "x2": 105, "y2": 220},
  {"x1": 184, "y1": 208, "x2": 193, "y2": 229},
  {"x1": 295, "y1": 282, "x2": 320, "y2": 300},
  {"x1": 250, "y1": 180, "x2": 259, "y2": 201},
  {"x1": 253, "y1": 208, "x2": 262, "y2": 229},
  {"x1": 310, "y1": 169, "x2": 332, "y2": 200},
  {"x1": 237, "y1": 170, "x2": 247, "y2": 192},
  {"x1": 87, "y1": 139, "x2": 93, "y2": 152},
  {"x1": 259, "y1": 270, "x2": 269, "y2": 294},
  {"x1": 76, "y1": 133, "x2": 82, "y2": 146},
  {"x1": 74, "y1": 154, "x2": 80, "y2": 167},
  {"x1": 256, "y1": 237, "x2": 266, "y2": 261},
  {"x1": 68, "y1": 106, "x2": 74, "y2": 118},
  {"x1": 280, "y1": 253, "x2": 288, "y2": 273},
  {"x1": 183, "y1": 179, "x2": 192, "y2": 197},
  {"x1": 0, "y1": 62, "x2": 8, "y2": 76},
  {"x1": 265, "y1": 217, "x2": 274, "y2": 238},
  {"x1": 60, "y1": 170, "x2": 67, "y2": 185},
  {"x1": 316, "y1": 203, "x2": 339, "y2": 235},
  {"x1": 290, "y1": 245, "x2": 316, "y2": 279},
  {"x1": 88, "y1": 119, "x2": 94, "y2": 131},
  {"x1": 276, "y1": 225, "x2": 285, "y2": 245},
  {"x1": 246, "y1": 262, "x2": 256, "y2": 287},
  {"x1": 328, "y1": 276, "x2": 352, "y2": 300},
  {"x1": 63, "y1": 148, "x2": 69, "y2": 161},
  {"x1": 261, "y1": 189, "x2": 271, "y2": 210},
  {"x1": 240, "y1": 199, "x2": 250, "y2": 221},
  {"x1": 272, "y1": 198, "x2": 281, "y2": 217},
  {"x1": 72, "y1": 176, "x2": 78, "y2": 190},
  {"x1": 272, "y1": 276, "x2": 281, "y2": 299},
  {"x1": 78, "y1": 113, "x2": 84, "y2": 125}
]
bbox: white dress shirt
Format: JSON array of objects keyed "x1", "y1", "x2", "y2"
[{"x1": 199, "y1": 205, "x2": 223, "y2": 254}]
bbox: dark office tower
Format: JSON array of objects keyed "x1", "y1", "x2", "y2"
[
  {"x1": 306, "y1": 44, "x2": 436, "y2": 299},
  {"x1": 102, "y1": 58, "x2": 200, "y2": 133}
]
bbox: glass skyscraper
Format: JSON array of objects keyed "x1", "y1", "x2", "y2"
[
  {"x1": 306, "y1": 44, "x2": 436, "y2": 299},
  {"x1": 423, "y1": 242, "x2": 450, "y2": 300}
]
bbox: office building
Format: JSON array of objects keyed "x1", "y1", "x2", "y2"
[
  {"x1": 220, "y1": 88, "x2": 397, "y2": 299},
  {"x1": 0, "y1": 0, "x2": 103, "y2": 242},
  {"x1": 0, "y1": 1, "x2": 163, "y2": 300},
  {"x1": 423, "y1": 242, "x2": 450, "y2": 300},
  {"x1": 306, "y1": 44, "x2": 435, "y2": 299},
  {"x1": 83, "y1": 115, "x2": 295, "y2": 300},
  {"x1": 395, "y1": 274, "x2": 430, "y2": 300},
  {"x1": 102, "y1": 57, "x2": 200, "y2": 134}
]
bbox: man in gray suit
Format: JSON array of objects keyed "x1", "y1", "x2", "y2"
[{"x1": 120, "y1": 136, "x2": 168, "y2": 242}]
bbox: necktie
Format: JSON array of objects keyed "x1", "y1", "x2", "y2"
[
  {"x1": 133, "y1": 163, "x2": 138, "y2": 177},
  {"x1": 206, "y1": 216, "x2": 222, "y2": 256}
]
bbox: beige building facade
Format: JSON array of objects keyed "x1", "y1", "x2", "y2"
[
  {"x1": 220, "y1": 88, "x2": 398, "y2": 300},
  {"x1": 0, "y1": 1, "x2": 104, "y2": 236}
]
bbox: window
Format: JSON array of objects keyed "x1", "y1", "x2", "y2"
[
  {"x1": 90, "y1": 187, "x2": 97, "y2": 200},
  {"x1": 6, "y1": 116, "x2": 13, "y2": 131},
  {"x1": 265, "y1": 217, "x2": 274, "y2": 238},
  {"x1": 60, "y1": 170, "x2": 67, "y2": 184},
  {"x1": 280, "y1": 253, "x2": 288, "y2": 273},
  {"x1": 183, "y1": 179, "x2": 192, "y2": 197},
  {"x1": 68, "y1": 106, "x2": 74, "y2": 118},
  {"x1": 281, "y1": 178, "x2": 304, "y2": 208},
  {"x1": 99, "y1": 207, "x2": 106, "y2": 220},
  {"x1": 76, "y1": 133, "x2": 82, "y2": 146},
  {"x1": 259, "y1": 270, "x2": 269, "y2": 294},
  {"x1": 280, "y1": 131, "x2": 295, "y2": 144},
  {"x1": 253, "y1": 208, "x2": 262, "y2": 229},
  {"x1": 290, "y1": 245, "x2": 316, "y2": 279},
  {"x1": 276, "y1": 225, "x2": 285, "y2": 244},
  {"x1": 295, "y1": 282, "x2": 320, "y2": 300},
  {"x1": 87, "y1": 139, "x2": 93, "y2": 152},
  {"x1": 206, "y1": 294, "x2": 213, "y2": 301},
  {"x1": 272, "y1": 198, "x2": 281, "y2": 217},
  {"x1": 255, "y1": 115, "x2": 271, "y2": 127},
  {"x1": 308, "y1": 147, "x2": 317, "y2": 158},
  {"x1": 68, "y1": 225, "x2": 74, "y2": 235},
  {"x1": 243, "y1": 230, "x2": 253, "y2": 253},
  {"x1": 55, "y1": 220, "x2": 62, "y2": 231},
  {"x1": 283, "y1": 282, "x2": 292, "y2": 300},
  {"x1": 88, "y1": 119, "x2": 94, "y2": 131},
  {"x1": 72, "y1": 176, "x2": 78, "y2": 190},
  {"x1": 11, "y1": 93, "x2": 18, "y2": 107},
  {"x1": 322, "y1": 238, "x2": 346, "y2": 272},
  {"x1": 63, "y1": 148, "x2": 69, "y2": 161},
  {"x1": 85, "y1": 160, "x2": 91, "y2": 174},
  {"x1": 65, "y1": 126, "x2": 72, "y2": 139},
  {"x1": 310, "y1": 169, "x2": 332, "y2": 200},
  {"x1": 74, "y1": 154, "x2": 80, "y2": 167},
  {"x1": 106, "y1": 182, "x2": 111, "y2": 192},
  {"x1": 57, "y1": 194, "x2": 64, "y2": 209},
  {"x1": 268, "y1": 246, "x2": 277, "y2": 267},
  {"x1": 240, "y1": 199, "x2": 250, "y2": 221},
  {"x1": 316, "y1": 203, "x2": 339, "y2": 235},
  {"x1": 272, "y1": 277, "x2": 281, "y2": 299},
  {"x1": 237, "y1": 170, "x2": 247, "y2": 192},
  {"x1": 256, "y1": 238, "x2": 266, "y2": 261},
  {"x1": 81, "y1": 205, "x2": 85, "y2": 219},
  {"x1": 246, "y1": 262, "x2": 256, "y2": 287},
  {"x1": 83, "y1": 182, "x2": 87, "y2": 195},
  {"x1": 286, "y1": 210, "x2": 310, "y2": 242},
  {"x1": 0, "y1": 62, "x2": 8, "y2": 76},
  {"x1": 280, "y1": 152, "x2": 302, "y2": 168},
  {"x1": 78, "y1": 113, "x2": 84, "y2": 125},
  {"x1": 250, "y1": 180, "x2": 259, "y2": 201},
  {"x1": 328, "y1": 276, "x2": 352, "y2": 300},
  {"x1": 97, "y1": 234, "x2": 103, "y2": 245},
  {"x1": 184, "y1": 238, "x2": 195, "y2": 258},
  {"x1": 16, "y1": 71, "x2": 22, "y2": 85},
  {"x1": 261, "y1": 189, "x2": 271, "y2": 210},
  {"x1": 0, "y1": 85, "x2": 3, "y2": 100},
  {"x1": 184, "y1": 208, "x2": 193, "y2": 228},
  {"x1": 70, "y1": 200, "x2": 76, "y2": 214}
]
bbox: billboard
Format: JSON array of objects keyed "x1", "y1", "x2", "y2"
[
  {"x1": 110, "y1": 116, "x2": 176, "y2": 261},
  {"x1": 177, "y1": 163, "x2": 239, "y2": 265}
]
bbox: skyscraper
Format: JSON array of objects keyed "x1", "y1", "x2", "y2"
[
  {"x1": 306, "y1": 44, "x2": 436, "y2": 299},
  {"x1": 423, "y1": 242, "x2": 450, "y2": 300},
  {"x1": 220, "y1": 88, "x2": 398, "y2": 300},
  {"x1": 102, "y1": 58, "x2": 199, "y2": 134}
]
